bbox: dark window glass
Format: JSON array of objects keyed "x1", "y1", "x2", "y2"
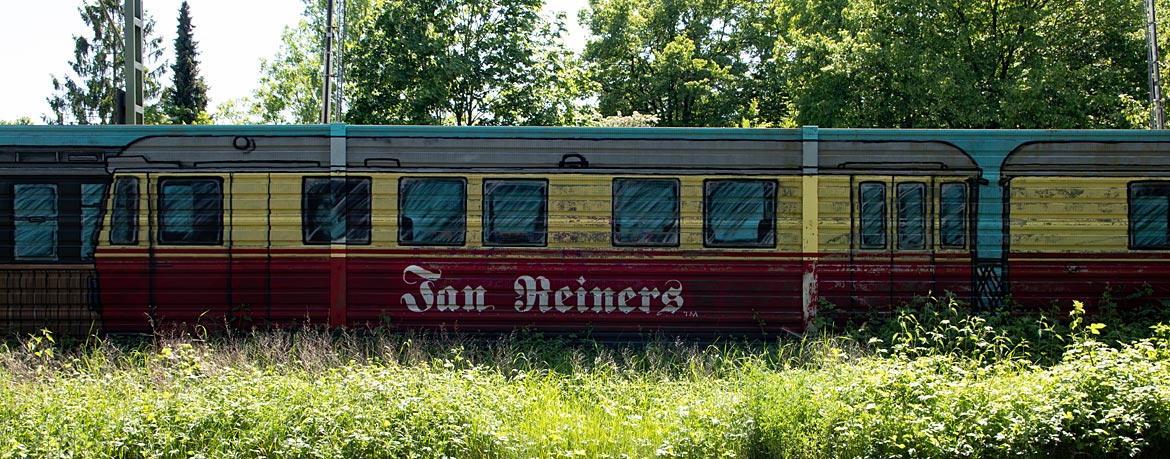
[
  {"x1": 613, "y1": 179, "x2": 679, "y2": 246},
  {"x1": 13, "y1": 184, "x2": 58, "y2": 261},
  {"x1": 159, "y1": 178, "x2": 223, "y2": 245},
  {"x1": 897, "y1": 182, "x2": 926, "y2": 250},
  {"x1": 859, "y1": 182, "x2": 887, "y2": 249},
  {"x1": 111, "y1": 178, "x2": 139, "y2": 245},
  {"x1": 704, "y1": 180, "x2": 777, "y2": 248},
  {"x1": 484, "y1": 180, "x2": 547, "y2": 246},
  {"x1": 1130, "y1": 182, "x2": 1170, "y2": 249},
  {"x1": 302, "y1": 177, "x2": 372, "y2": 245},
  {"x1": 399, "y1": 178, "x2": 466, "y2": 246},
  {"x1": 81, "y1": 183, "x2": 107, "y2": 260},
  {"x1": 939, "y1": 183, "x2": 968, "y2": 249}
]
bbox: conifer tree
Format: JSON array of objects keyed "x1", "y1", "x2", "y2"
[
  {"x1": 164, "y1": 1, "x2": 210, "y2": 124},
  {"x1": 46, "y1": 0, "x2": 165, "y2": 125}
]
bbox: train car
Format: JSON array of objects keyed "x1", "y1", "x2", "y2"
[
  {"x1": 0, "y1": 132, "x2": 113, "y2": 335},
  {"x1": 2, "y1": 125, "x2": 1168, "y2": 336},
  {"x1": 1003, "y1": 141, "x2": 1170, "y2": 309},
  {"x1": 92, "y1": 127, "x2": 986, "y2": 335}
]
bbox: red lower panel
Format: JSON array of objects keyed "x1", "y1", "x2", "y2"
[
  {"x1": 1009, "y1": 257, "x2": 1170, "y2": 310},
  {"x1": 346, "y1": 258, "x2": 804, "y2": 334},
  {"x1": 818, "y1": 253, "x2": 973, "y2": 313},
  {"x1": 95, "y1": 257, "x2": 150, "y2": 332},
  {"x1": 96, "y1": 252, "x2": 980, "y2": 334}
]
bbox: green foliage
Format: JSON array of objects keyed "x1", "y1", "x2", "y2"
[
  {"x1": 768, "y1": 0, "x2": 1149, "y2": 128},
  {"x1": 582, "y1": 0, "x2": 753, "y2": 127},
  {"x1": 46, "y1": 0, "x2": 167, "y2": 125},
  {"x1": 0, "y1": 118, "x2": 33, "y2": 126},
  {"x1": 163, "y1": 1, "x2": 210, "y2": 125},
  {"x1": 345, "y1": 0, "x2": 588, "y2": 126},
  {"x1": 1, "y1": 320, "x2": 1168, "y2": 458}
]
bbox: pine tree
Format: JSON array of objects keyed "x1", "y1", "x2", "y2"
[
  {"x1": 46, "y1": 0, "x2": 165, "y2": 125},
  {"x1": 164, "y1": 1, "x2": 210, "y2": 124}
]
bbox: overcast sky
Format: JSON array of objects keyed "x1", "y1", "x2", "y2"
[{"x1": 0, "y1": 0, "x2": 589, "y2": 123}]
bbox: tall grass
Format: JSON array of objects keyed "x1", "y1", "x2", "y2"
[{"x1": 1, "y1": 299, "x2": 1168, "y2": 458}]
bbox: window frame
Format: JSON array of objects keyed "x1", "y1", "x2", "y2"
[
  {"x1": 398, "y1": 177, "x2": 468, "y2": 247},
  {"x1": 612, "y1": 178, "x2": 681, "y2": 248},
  {"x1": 301, "y1": 176, "x2": 372, "y2": 245},
  {"x1": 482, "y1": 179, "x2": 549, "y2": 247},
  {"x1": 1128, "y1": 181, "x2": 1170, "y2": 250},
  {"x1": 896, "y1": 182, "x2": 927, "y2": 250},
  {"x1": 12, "y1": 183, "x2": 60, "y2": 261},
  {"x1": 157, "y1": 177, "x2": 224, "y2": 246},
  {"x1": 938, "y1": 182, "x2": 968, "y2": 250},
  {"x1": 858, "y1": 181, "x2": 888, "y2": 250},
  {"x1": 702, "y1": 179, "x2": 778, "y2": 249},
  {"x1": 110, "y1": 177, "x2": 139, "y2": 245}
]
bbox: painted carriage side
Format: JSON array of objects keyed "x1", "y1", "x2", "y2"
[
  {"x1": 90, "y1": 130, "x2": 995, "y2": 334},
  {"x1": 0, "y1": 143, "x2": 111, "y2": 335},
  {"x1": 813, "y1": 141, "x2": 981, "y2": 314},
  {"x1": 1003, "y1": 142, "x2": 1170, "y2": 309}
]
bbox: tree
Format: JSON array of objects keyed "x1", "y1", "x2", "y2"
[
  {"x1": 581, "y1": 0, "x2": 752, "y2": 127},
  {"x1": 46, "y1": 0, "x2": 166, "y2": 125},
  {"x1": 345, "y1": 0, "x2": 587, "y2": 126},
  {"x1": 767, "y1": 0, "x2": 1149, "y2": 128},
  {"x1": 163, "y1": 1, "x2": 210, "y2": 124},
  {"x1": 246, "y1": 0, "x2": 380, "y2": 124},
  {"x1": 0, "y1": 117, "x2": 34, "y2": 126}
]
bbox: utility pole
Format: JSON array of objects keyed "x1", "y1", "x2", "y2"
[
  {"x1": 1147, "y1": 0, "x2": 1165, "y2": 129},
  {"x1": 320, "y1": 0, "x2": 334, "y2": 124},
  {"x1": 320, "y1": 0, "x2": 345, "y2": 123},
  {"x1": 124, "y1": 0, "x2": 145, "y2": 124}
]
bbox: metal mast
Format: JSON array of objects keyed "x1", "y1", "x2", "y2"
[
  {"x1": 123, "y1": 0, "x2": 145, "y2": 124},
  {"x1": 321, "y1": 0, "x2": 346, "y2": 123},
  {"x1": 1147, "y1": 0, "x2": 1165, "y2": 129}
]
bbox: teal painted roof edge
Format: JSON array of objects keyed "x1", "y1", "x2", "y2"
[
  {"x1": 7, "y1": 124, "x2": 1170, "y2": 148},
  {"x1": 0, "y1": 125, "x2": 333, "y2": 147}
]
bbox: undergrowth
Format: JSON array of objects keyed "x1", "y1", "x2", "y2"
[{"x1": 1, "y1": 295, "x2": 1168, "y2": 458}]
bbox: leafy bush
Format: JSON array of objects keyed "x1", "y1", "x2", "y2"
[{"x1": 0, "y1": 304, "x2": 1167, "y2": 458}]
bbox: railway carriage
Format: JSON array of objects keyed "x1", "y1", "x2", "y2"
[
  {"x1": 1003, "y1": 141, "x2": 1170, "y2": 309},
  {"x1": 1, "y1": 125, "x2": 1168, "y2": 335}
]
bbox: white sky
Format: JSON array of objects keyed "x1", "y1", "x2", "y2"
[{"x1": 0, "y1": 0, "x2": 590, "y2": 123}]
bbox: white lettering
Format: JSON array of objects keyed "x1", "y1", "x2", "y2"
[
  {"x1": 660, "y1": 280, "x2": 684, "y2": 314},
  {"x1": 403, "y1": 267, "x2": 685, "y2": 315},
  {"x1": 401, "y1": 265, "x2": 493, "y2": 312}
]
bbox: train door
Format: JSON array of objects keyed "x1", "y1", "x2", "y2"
[
  {"x1": 851, "y1": 176, "x2": 975, "y2": 309},
  {"x1": 147, "y1": 174, "x2": 231, "y2": 325},
  {"x1": 851, "y1": 176, "x2": 936, "y2": 308}
]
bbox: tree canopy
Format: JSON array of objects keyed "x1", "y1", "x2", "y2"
[{"x1": 222, "y1": 0, "x2": 1166, "y2": 128}]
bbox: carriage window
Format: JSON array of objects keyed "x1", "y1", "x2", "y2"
[
  {"x1": 897, "y1": 182, "x2": 926, "y2": 250},
  {"x1": 613, "y1": 179, "x2": 679, "y2": 246},
  {"x1": 704, "y1": 180, "x2": 776, "y2": 248},
  {"x1": 81, "y1": 183, "x2": 108, "y2": 260},
  {"x1": 484, "y1": 180, "x2": 547, "y2": 246},
  {"x1": 158, "y1": 178, "x2": 223, "y2": 245},
  {"x1": 939, "y1": 182, "x2": 968, "y2": 249},
  {"x1": 13, "y1": 184, "x2": 58, "y2": 261},
  {"x1": 399, "y1": 178, "x2": 466, "y2": 246},
  {"x1": 302, "y1": 177, "x2": 371, "y2": 245},
  {"x1": 859, "y1": 182, "x2": 887, "y2": 249},
  {"x1": 1129, "y1": 182, "x2": 1170, "y2": 249},
  {"x1": 111, "y1": 178, "x2": 139, "y2": 245}
]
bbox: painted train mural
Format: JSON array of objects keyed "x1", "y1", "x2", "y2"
[{"x1": 1, "y1": 125, "x2": 1168, "y2": 335}]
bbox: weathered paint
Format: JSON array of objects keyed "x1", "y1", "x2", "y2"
[{"x1": 8, "y1": 125, "x2": 1170, "y2": 334}]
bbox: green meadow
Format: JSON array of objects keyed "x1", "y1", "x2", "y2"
[{"x1": 2, "y1": 297, "x2": 1169, "y2": 458}]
